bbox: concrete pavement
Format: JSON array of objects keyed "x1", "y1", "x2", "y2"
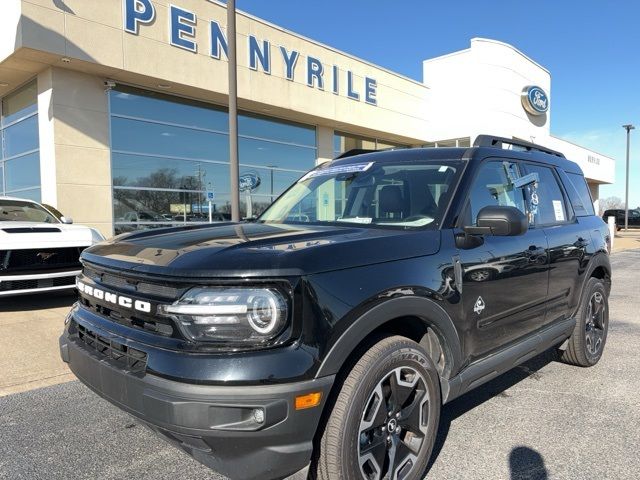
[{"x1": 0, "y1": 293, "x2": 76, "y2": 397}]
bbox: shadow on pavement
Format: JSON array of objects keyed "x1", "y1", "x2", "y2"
[
  {"x1": 426, "y1": 348, "x2": 557, "y2": 474},
  {"x1": 0, "y1": 292, "x2": 76, "y2": 312},
  {"x1": 509, "y1": 446, "x2": 549, "y2": 479}
]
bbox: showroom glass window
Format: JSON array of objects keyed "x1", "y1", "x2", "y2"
[
  {"x1": 109, "y1": 86, "x2": 317, "y2": 234},
  {"x1": 0, "y1": 81, "x2": 41, "y2": 201},
  {"x1": 333, "y1": 131, "x2": 407, "y2": 158}
]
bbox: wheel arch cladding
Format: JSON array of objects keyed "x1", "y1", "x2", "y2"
[{"x1": 315, "y1": 296, "x2": 463, "y2": 384}]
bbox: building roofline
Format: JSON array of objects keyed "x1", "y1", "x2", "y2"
[
  {"x1": 423, "y1": 38, "x2": 550, "y2": 75},
  {"x1": 208, "y1": 1, "x2": 429, "y2": 89},
  {"x1": 550, "y1": 134, "x2": 615, "y2": 161},
  {"x1": 470, "y1": 38, "x2": 550, "y2": 74}
]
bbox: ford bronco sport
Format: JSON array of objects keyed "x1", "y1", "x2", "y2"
[{"x1": 60, "y1": 136, "x2": 611, "y2": 480}]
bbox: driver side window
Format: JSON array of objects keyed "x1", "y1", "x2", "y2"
[{"x1": 466, "y1": 161, "x2": 526, "y2": 225}]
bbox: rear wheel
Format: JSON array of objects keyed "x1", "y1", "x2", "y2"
[
  {"x1": 310, "y1": 336, "x2": 441, "y2": 480},
  {"x1": 560, "y1": 277, "x2": 609, "y2": 367}
]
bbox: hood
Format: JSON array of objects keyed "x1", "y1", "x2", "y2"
[
  {"x1": 82, "y1": 222, "x2": 441, "y2": 277},
  {"x1": 0, "y1": 221, "x2": 94, "y2": 249}
]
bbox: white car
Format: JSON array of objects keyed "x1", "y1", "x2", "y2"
[{"x1": 0, "y1": 196, "x2": 105, "y2": 297}]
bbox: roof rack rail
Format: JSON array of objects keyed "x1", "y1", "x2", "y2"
[
  {"x1": 474, "y1": 135, "x2": 566, "y2": 158},
  {"x1": 334, "y1": 148, "x2": 377, "y2": 159},
  {"x1": 334, "y1": 146, "x2": 407, "y2": 159}
]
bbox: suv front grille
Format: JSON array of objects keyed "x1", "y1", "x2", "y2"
[
  {"x1": 79, "y1": 264, "x2": 184, "y2": 338},
  {"x1": 78, "y1": 295, "x2": 175, "y2": 337},
  {"x1": 0, "y1": 248, "x2": 84, "y2": 275},
  {"x1": 75, "y1": 323, "x2": 148, "y2": 372},
  {"x1": 83, "y1": 266, "x2": 183, "y2": 300}
]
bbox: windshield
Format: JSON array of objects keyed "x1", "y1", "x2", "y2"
[
  {"x1": 0, "y1": 200, "x2": 59, "y2": 223},
  {"x1": 259, "y1": 159, "x2": 463, "y2": 228}
]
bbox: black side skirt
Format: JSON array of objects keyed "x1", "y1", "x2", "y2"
[{"x1": 444, "y1": 317, "x2": 575, "y2": 403}]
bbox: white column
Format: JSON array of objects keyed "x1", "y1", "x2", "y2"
[
  {"x1": 316, "y1": 125, "x2": 334, "y2": 165},
  {"x1": 37, "y1": 68, "x2": 57, "y2": 205}
]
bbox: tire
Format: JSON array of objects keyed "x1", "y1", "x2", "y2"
[
  {"x1": 310, "y1": 336, "x2": 441, "y2": 480},
  {"x1": 559, "y1": 277, "x2": 609, "y2": 367}
]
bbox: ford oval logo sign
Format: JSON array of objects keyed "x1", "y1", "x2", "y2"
[
  {"x1": 521, "y1": 85, "x2": 549, "y2": 116},
  {"x1": 239, "y1": 172, "x2": 261, "y2": 192}
]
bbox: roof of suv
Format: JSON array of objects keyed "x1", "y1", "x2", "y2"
[{"x1": 332, "y1": 145, "x2": 584, "y2": 176}]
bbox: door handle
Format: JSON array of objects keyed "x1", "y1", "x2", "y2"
[{"x1": 575, "y1": 237, "x2": 589, "y2": 248}]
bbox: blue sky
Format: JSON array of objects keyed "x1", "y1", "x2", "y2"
[{"x1": 236, "y1": 0, "x2": 639, "y2": 206}]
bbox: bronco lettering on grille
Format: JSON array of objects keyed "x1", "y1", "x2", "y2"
[{"x1": 77, "y1": 280, "x2": 152, "y2": 313}]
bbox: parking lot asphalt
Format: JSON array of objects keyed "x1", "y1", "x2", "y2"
[{"x1": 1, "y1": 249, "x2": 639, "y2": 480}]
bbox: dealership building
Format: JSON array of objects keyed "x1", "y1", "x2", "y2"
[{"x1": 0, "y1": 0, "x2": 615, "y2": 237}]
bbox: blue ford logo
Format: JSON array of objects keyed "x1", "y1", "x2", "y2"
[
  {"x1": 239, "y1": 172, "x2": 261, "y2": 192},
  {"x1": 521, "y1": 86, "x2": 549, "y2": 115}
]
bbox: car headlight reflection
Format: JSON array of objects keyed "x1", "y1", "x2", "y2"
[{"x1": 159, "y1": 287, "x2": 288, "y2": 344}]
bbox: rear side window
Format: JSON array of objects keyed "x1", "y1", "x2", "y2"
[
  {"x1": 564, "y1": 172, "x2": 595, "y2": 216},
  {"x1": 523, "y1": 164, "x2": 572, "y2": 226}
]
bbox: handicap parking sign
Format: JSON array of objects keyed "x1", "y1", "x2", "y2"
[{"x1": 206, "y1": 190, "x2": 215, "y2": 201}]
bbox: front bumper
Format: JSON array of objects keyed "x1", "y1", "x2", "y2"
[{"x1": 60, "y1": 322, "x2": 334, "y2": 480}]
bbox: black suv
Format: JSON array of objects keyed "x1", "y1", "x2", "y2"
[
  {"x1": 60, "y1": 136, "x2": 611, "y2": 480},
  {"x1": 602, "y1": 208, "x2": 640, "y2": 230}
]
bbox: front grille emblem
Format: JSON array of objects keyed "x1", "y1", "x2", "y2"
[{"x1": 37, "y1": 252, "x2": 58, "y2": 262}]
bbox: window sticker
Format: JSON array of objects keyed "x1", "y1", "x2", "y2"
[
  {"x1": 301, "y1": 162, "x2": 374, "y2": 181},
  {"x1": 552, "y1": 200, "x2": 565, "y2": 222}
]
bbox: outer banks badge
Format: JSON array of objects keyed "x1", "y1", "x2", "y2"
[{"x1": 474, "y1": 296, "x2": 486, "y2": 314}]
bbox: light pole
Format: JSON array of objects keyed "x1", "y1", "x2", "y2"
[
  {"x1": 267, "y1": 164, "x2": 277, "y2": 201},
  {"x1": 623, "y1": 124, "x2": 635, "y2": 231},
  {"x1": 227, "y1": 0, "x2": 240, "y2": 222}
]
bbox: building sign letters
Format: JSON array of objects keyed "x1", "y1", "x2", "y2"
[{"x1": 123, "y1": 0, "x2": 378, "y2": 105}]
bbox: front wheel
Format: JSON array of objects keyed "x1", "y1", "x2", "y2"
[{"x1": 310, "y1": 336, "x2": 441, "y2": 480}]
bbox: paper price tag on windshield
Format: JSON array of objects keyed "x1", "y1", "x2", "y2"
[
  {"x1": 552, "y1": 200, "x2": 565, "y2": 222},
  {"x1": 301, "y1": 162, "x2": 374, "y2": 182}
]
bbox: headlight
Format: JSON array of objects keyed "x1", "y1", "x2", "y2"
[{"x1": 159, "y1": 287, "x2": 289, "y2": 344}]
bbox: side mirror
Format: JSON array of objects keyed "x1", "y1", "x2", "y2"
[
  {"x1": 464, "y1": 206, "x2": 528, "y2": 236},
  {"x1": 60, "y1": 216, "x2": 73, "y2": 224}
]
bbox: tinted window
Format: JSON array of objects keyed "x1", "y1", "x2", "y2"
[
  {"x1": 111, "y1": 88, "x2": 228, "y2": 132},
  {"x1": 1, "y1": 82, "x2": 38, "y2": 126},
  {"x1": 565, "y1": 172, "x2": 595, "y2": 216},
  {"x1": 109, "y1": 87, "x2": 317, "y2": 232},
  {"x1": 239, "y1": 113, "x2": 315, "y2": 146},
  {"x1": 0, "y1": 80, "x2": 40, "y2": 200},
  {"x1": 524, "y1": 164, "x2": 570, "y2": 225},
  {"x1": 467, "y1": 161, "x2": 526, "y2": 224}
]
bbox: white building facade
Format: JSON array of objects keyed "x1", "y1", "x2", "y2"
[{"x1": 0, "y1": 1, "x2": 614, "y2": 236}]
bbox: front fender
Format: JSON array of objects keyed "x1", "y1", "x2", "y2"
[{"x1": 315, "y1": 296, "x2": 463, "y2": 381}]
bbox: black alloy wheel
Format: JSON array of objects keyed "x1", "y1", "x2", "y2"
[
  {"x1": 358, "y1": 366, "x2": 430, "y2": 480},
  {"x1": 559, "y1": 277, "x2": 609, "y2": 367},
  {"x1": 585, "y1": 291, "x2": 606, "y2": 358},
  {"x1": 310, "y1": 336, "x2": 440, "y2": 480}
]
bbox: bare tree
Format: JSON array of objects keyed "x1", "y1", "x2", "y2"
[{"x1": 599, "y1": 196, "x2": 624, "y2": 215}]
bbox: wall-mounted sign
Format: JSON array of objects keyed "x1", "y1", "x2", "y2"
[
  {"x1": 239, "y1": 172, "x2": 261, "y2": 192},
  {"x1": 521, "y1": 85, "x2": 549, "y2": 116},
  {"x1": 123, "y1": 0, "x2": 378, "y2": 105}
]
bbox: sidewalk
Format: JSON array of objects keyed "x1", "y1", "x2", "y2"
[
  {"x1": 613, "y1": 230, "x2": 640, "y2": 252},
  {"x1": 0, "y1": 294, "x2": 76, "y2": 397}
]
